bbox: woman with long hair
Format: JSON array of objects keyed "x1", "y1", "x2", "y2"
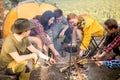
[{"x1": 29, "y1": 10, "x2": 61, "y2": 60}]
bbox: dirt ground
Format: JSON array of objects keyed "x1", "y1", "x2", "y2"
[
  {"x1": 0, "y1": 38, "x2": 120, "y2": 80},
  {"x1": 30, "y1": 37, "x2": 120, "y2": 80},
  {"x1": 30, "y1": 53, "x2": 120, "y2": 80}
]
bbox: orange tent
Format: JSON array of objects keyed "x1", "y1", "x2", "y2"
[{"x1": 3, "y1": 1, "x2": 57, "y2": 37}]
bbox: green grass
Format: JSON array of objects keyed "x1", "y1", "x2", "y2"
[{"x1": 48, "y1": 0, "x2": 120, "y2": 24}]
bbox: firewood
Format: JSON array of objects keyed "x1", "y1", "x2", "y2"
[
  {"x1": 60, "y1": 58, "x2": 88, "y2": 72},
  {"x1": 60, "y1": 65, "x2": 70, "y2": 72},
  {"x1": 72, "y1": 58, "x2": 83, "y2": 80}
]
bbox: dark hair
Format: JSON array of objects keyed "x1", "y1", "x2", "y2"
[
  {"x1": 54, "y1": 9, "x2": 63, "y2": 19},
  {"x1": 34, "y1": 11, "x2": 55, "y2": 30},
  {"x1": 11, "y1": 18, "x2": 34, "y2": 34},
  {"x1": 104, "y1": 18, "x2": 118, "y2": 30},
  {"x1": 33, "y1": 15, "x2": 41, "y2": 21}
]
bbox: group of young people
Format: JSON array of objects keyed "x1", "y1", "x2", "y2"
[{"x1": 0, "y1": 8, "x2": 119, "y2": 80}]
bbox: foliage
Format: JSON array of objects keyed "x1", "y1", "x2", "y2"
[
  {"x1": 4, "y1": 0, "x2": 45, "y2": 9},
  {"x1": 49, "y1": 0, "x2": 120, "y2": 24},
  {"x1": 4, "y1": 0, "x2": 120, "y2": 24}
]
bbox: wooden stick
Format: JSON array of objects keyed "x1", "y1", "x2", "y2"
[
  {"x1": 72, "y1": 58, "x2": 83, "y2": 80},
  {"x1": 59, "y1": 58, "x2": 88, "y2": 72},
  {"x1": 60, "y1": 65, "x2": 70, "y2": 72}
]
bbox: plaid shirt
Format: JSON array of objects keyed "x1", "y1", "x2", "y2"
[
  {"x1": 104, "y1": 33, "x2": 120, "y2": 53},
  {"x1": 30, "y1": 19, "x2": 52, "y2": 45},
  {"x1": 103, "y1": 60, "x2": 120, "y2": 68}
]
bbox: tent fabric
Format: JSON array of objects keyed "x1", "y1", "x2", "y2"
[
  {"x1": 3, "y1": 1, "x2": 57, "y2": 37},
  {"x1": 17, "y1": 2, "x2": 42, "y2": 19},
  {"x1": 3, "y1": 8, "x2": 18, "y2": 37}
]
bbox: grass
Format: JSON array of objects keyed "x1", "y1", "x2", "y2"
[{"x1": 48, "y1": 0, "x2": 120, "y2": 24}]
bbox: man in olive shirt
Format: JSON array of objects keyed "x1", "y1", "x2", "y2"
[{"x1": 0, "y1": 18, "x2": 56, "y2": 80}]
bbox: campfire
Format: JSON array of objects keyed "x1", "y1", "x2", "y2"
[
  {"x1": 30, "y1": 54, "x2": 88, "y2": 80},
  {"x1": 59, "y1": 58, "x2": 88, "y2": 80}
]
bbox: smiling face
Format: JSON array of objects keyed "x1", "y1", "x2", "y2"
[
  {"x1": 56, "y1": 16, "x2": 62, "y2": 24},
  {"x1": 68, "y1": 18, "x2": 78, "y2": 26},
  {"x1": 67, "y1": 13, "x2": 78, "y2": 27},
  {"x1": 24, "y1": 30, "x2": 31, "y2": 37},
  {"x1": 104, "y1": 25, "x2": 117, "y2": 34},
  {"x1": 48, "y1": 17, "x2": 55, "y2": 26},
  {"x1": 104, "y1": 18, "x2": 118, "y2": 34}
]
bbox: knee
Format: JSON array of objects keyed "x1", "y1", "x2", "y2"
[{"x1": 31, "y1": 37, "x2": 42, "y2": 45}]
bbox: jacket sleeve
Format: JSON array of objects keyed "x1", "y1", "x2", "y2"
[
  {"x1": 103, "y1": 60, "x2": 120, "y2": 68},
  {"x1": 80, "y1": 14, "x2": 104, "y2": 50},
  {"x1": 79, "y1": 14, "x2": 93, "y2": 50},
  {"x1": 80, "y1": 31, "x2": 92, "y2": 50},
  {"x1": 104, "y1": 34, "x2": 120, "y2": 53}
]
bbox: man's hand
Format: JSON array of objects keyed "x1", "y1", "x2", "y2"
[
  {"x1": 91, "y1": 54, "x2": 102, "y2": 61},
  {"x1": 32, "y1": 53, "x2": 39, "y2": 64},
  {"x1": 91, "y1": 52, "x2": 106, "y2": 61},
  {"x1": 91, "y1": 51, "x2": 101, "y2": 60},
  {"x1": 95, "y1": 61, "x2": 103, "y2": 67},
  {"x1": 76, "y1": 50, "x2": 84, "y2": 60},
  {"x1": 48, "y1": 58, "x2": 56, "y2": 64}
]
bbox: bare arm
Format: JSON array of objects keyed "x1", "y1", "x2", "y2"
[
  {"x1": 48, "y1": 44, "x2": 60, "y2": 56},
  {"x1": 27, "y1": 44, "x2": 50, "y2": 61},
  {"x1": 9, "y1": 52, "x2": 37, "y2": 63},
  {"x1": 46, "y1": 35, "x2": 61, "y2": 59},
  {"x1": 59, "y1": 25, "x2": 69, "y2": 37},
  {"x1": 27, "y1": 44, "x2": 56, "y2": 64}
]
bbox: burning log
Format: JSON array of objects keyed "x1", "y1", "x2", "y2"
[
  {"x1": 30, "y1": 57, "x2": 88, "y2": 80},
  {"x1": 60, "y1": 58, "x2": 88, "y2": 72},
  {"x1": 72, "y1": 58, "x2": 83, "y2": 80}
]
